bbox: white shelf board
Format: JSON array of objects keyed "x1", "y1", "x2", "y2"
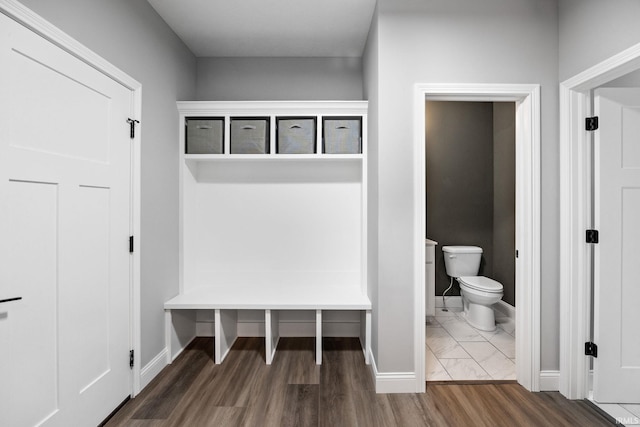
[{"x1": 164, "y1": 284, "x2": 371, "y2": 310}]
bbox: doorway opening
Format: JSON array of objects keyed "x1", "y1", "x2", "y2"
[
  {"x1": 413, "y1": 84, "x2": 540, "y2": 393},
  {"x1": 425, "y1": 100, "x2": 517, "y2": 382}
]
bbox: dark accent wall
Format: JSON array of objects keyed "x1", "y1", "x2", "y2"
[
  {"x1": 426, "y1": 101, "x2": 515, "y2": 306},
  {"x1": 493, "y1": 103, "x2": 516, "y2": 306}
]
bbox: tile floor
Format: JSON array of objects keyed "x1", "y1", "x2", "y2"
[{"x1": 426, "y1": 307, "x2": 516, "y2": 381}]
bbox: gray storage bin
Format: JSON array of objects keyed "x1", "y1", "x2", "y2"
[
  {"x1": 230, "y1": 118, "x2": 270, "y2": 154},
  {"x1": 277, "y1": 117, "x2": 316, "y2": 154},
  {"x1": 323, "y1": 117, "x2": 362, "y2": 154},
  {"x1": 186, "y1": 117, "x2": 224, "y2": 154}
]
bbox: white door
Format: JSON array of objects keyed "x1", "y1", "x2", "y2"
[
  {"x1": 593, "y1": 88, "x2": 640, "y2": 404},
  {"x1": 0, "y1": 12, "x2": 133, "y2": 426}
]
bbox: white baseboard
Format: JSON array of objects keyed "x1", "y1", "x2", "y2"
[
  {"x1": 539, "y1": 370, "x2": 560, "y2": 391},
  {"x1": 195, "y1": 321, "x2": 361, "y2": 338},
  {"x1": 495, "y1": 300, "x2": 516, "y2": 319},
  {"x1": 435, "y1": 295, "x2": 463, "y2": 308},
  {"x1": 368, "y1": 350, "x2": 418, "y2": 393},
  {"x1": 140, "y1": 348, "x2": 168, "y2": 391}
]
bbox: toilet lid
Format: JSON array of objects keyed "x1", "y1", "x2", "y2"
[{"x1": 459, "y1": 276, "x2": 503, "y2": 292}]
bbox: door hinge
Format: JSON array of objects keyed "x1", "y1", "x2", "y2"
[
  {"x1": 515, "y1": 249, "x2": 519, "y2": 258},
  {"x1": 129, "y1": 235, "x2": 134, "y2": 253},
  {"x1": 585, "y1": 116, "x2": 599, "y2": 131},
  {"x1": 130, "y1": 349, "x2": 134, "y2": 369},
  {"x1": 127, "y1": 118, "x2": 140, "y2": 139},
  {"x1": 585, "y1": 342, "x2": 598, "y2": 358},
  {"x1": 586, "y1": 229, "x2": 599, "y2": 244}
]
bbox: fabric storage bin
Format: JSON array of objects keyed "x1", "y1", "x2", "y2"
[
  {"x1": 323, "y1": 117, "x2": 362, "y2": 154},
  {"x1": 230, "y1": 117, "x2": 270, "y2": 154},
  {"x1": 276, "y1": 117, "x2": 316, "y2": 154},
  {"x1": 186, "y1": 117, "x2": 224, "y2": 154}
]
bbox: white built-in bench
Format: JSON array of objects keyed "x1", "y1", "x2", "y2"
[
  {"x1": 168, "y1": 101, "x2": 370, "y2": 367},
  {"x1": 164, "y1": 284, "x2": 371, "y2": 365}
]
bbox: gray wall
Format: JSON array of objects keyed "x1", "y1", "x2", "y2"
[
  {"x1": 367, "y1": 0, "x2": 558, "y2": 372},
  {"x1": 196, "y1": 57, "x2": 363, "y2": 100},
  {"x1": 426, "y1": 102, "x2": 515, "y2": 307},
  {"x1": 363, "y1": 2, "x2": 380, "y2": 362},
  {"x1": 493, "y1": 103, "x2": 516, "y2": 307},
  {"x1": 559, "y1": 0, "x2": 640, "y2": 81},
  {"x1": 18, "y1": 0, "x2": 197, "y2": 367},
  {"x1": 426, "y1": 101, "x2": 495, "y2": 297},
  {"x1": 603, "y1": 69, "x2": 640, "y2": 87}
]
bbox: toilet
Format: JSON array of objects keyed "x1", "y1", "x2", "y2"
[{"x1": 442, "y1": 246, "x2": 503, "y2": 331}]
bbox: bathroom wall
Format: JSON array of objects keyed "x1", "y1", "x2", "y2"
[
  {"x1": 492, "y1": 103, "x2": 516, "y2": 306},
  {"x1": 426, "y1": 101, "x2": 494, "y2": 297},
  {"x1": 426, "y1": 101, "x2": 515, "y2": 306}
]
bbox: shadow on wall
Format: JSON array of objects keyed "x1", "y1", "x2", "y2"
[{"x1": 426, "y1": 101, "x2": 516, "y2": 306}]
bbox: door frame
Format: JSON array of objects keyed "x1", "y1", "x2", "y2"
[
  {"x1": 413, "y1": 83, "x2": 541, "y2": 392},
  {"x1": 559, "y1": 42, "x2": 640, "y2": 400},
  {"x1": 0, "y1": 0, "x2": 143, "y2": 395}
]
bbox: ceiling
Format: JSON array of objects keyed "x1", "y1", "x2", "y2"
[{"x1": 147, "y1": 0, "x2": 377, "y2": 58}]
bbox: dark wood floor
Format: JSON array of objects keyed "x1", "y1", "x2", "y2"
[{"x1": 105, "y1": 337, "x2": 614, "y2": 427}]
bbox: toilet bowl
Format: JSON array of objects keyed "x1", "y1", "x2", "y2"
[
  {"x1": 457, "y1": 276, "x2": 503, "y2": 331},
  {"x1": 442, "y1": 246, "x2": 504, "y2": 331}
]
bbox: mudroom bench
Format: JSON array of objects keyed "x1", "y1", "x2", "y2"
[
  {"x1": 164, "y1": 285, "x2": 371, "y2": 365},
  {"x1": 166, "y1": 101, "x2": 370, "y2": 368}
]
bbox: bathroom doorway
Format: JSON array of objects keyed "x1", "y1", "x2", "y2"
[
  {"x1": 424, "y1": 100, "x2": 516, "y2": 381},
  {"x1": 412, "y1": 84, "x2": 540, "y2": 393}
]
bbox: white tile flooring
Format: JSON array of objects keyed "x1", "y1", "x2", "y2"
[{"x1": 426, "y1": 307, "x2": 516, "y2": 381}]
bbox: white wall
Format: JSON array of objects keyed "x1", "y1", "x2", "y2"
[
  {"x1": 370, "y1": 0, "x2": 559, "y2": 373},
  {"x1": 196, "y1": 57, "x2": 363, "y2": 101},
  {"x1": 559, "y1": 0, "x2": 640, "y2": 81},
  {"x1": 18, "y1": 0, "x2": 197, "y2": 367}
]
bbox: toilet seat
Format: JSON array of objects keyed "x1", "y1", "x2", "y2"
[{"x1": 458, "y1": 276, "x2": 503, "y2": 293}]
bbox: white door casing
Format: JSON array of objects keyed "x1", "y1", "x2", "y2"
[
  {"x1": 559, "y1": 41, "x2": 640, "y2": 401},
  {"x1": 593, "y1": 88, "x2": 640, "y2": 404},
  {"x1": 0, "y1": 9, "x2": 137, "y2": 426},
  {"x1": 413, "y1": 84, "x2": 541, "y2": 393}
]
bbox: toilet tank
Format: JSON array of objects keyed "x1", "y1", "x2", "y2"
[{"x1": 442, "y1": 246, "x2": 483, "y2": 277}]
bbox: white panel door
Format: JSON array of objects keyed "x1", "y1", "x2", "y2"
[
  {"x1": 593, "y1": 88, "x2": 640, "y2": 404},
  {"x1": 0, "y1": 13, "x2": 132, "y2": 426}
]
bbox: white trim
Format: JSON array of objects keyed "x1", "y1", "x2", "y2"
[
  {"x1": 495, "y1": 300, "x2": 516, "y2": 320},
  {"x1": 0, "y1": 0, "x2": 143, "y2": 396},
  {"x1": 539, "y1": 370, "x2": 560, "y2": 391},
  {"x1": 169, "y1": 336, "x2": 196, "y2": 364},
  {"x1": 434, "y1": 295, "x2": 463, "y2": 309},
  {"x1": 414, "y1": 83, "x2": 541, "y2": 393},
  {"x1": 559, "y1": 41, "x2": 640, "y2": 400},
  {"x1": 140, "y1": 348, "x2": 168, "y2": 390},
  {"x1": 369, "y1": 352, "x2": 417, "y2": 394},
  {"x1": 176, "y1": 100, "x2": 368, "y2": 116}
]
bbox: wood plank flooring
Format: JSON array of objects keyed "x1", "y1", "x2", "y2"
[{"x1": 105, "y1": 337, "x2": 614, "y2": 427}]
